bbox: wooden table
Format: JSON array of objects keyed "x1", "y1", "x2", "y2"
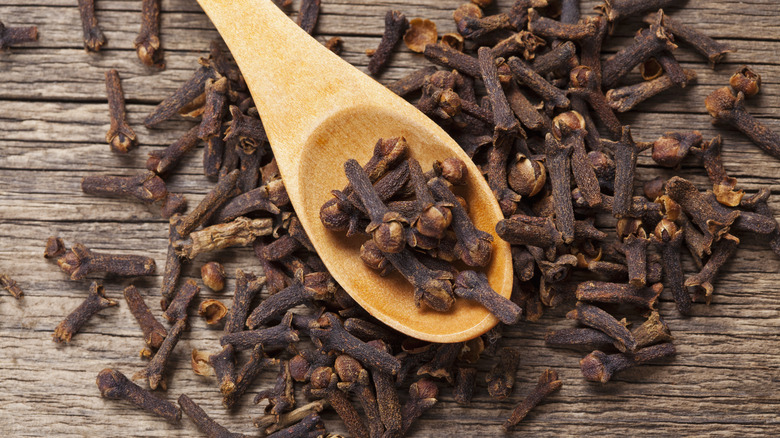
[{"x1": 1, "y1": 0, "x2": 779, "y2": 436}]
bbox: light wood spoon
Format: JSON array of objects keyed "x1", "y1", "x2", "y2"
[{"x1": 198, "y1": 0, "x2": 511, "y2": 342}]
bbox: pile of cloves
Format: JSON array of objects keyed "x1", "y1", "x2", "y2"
[{"x1": 34, "y1": 0, "x2": 780, "y2": 436}]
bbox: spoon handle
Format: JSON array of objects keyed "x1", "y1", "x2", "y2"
[{"x1": 197, "y1": 0, "x2": 368, "y2": 151}]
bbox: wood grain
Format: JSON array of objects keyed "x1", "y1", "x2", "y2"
[{"x1": 1, "y1": 0, "x2": 779, "y2": 436}]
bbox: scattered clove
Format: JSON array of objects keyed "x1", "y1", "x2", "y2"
[
  {"x1": 97, "y1": 369, "x2": 181, "y2": 422},
  {"x1": 503, "y1": 369, "x2": 562, "y2": 430},
  {"x1": 135, "y1": 0, "x2": 163, "y2": 68},
  {"x1": 53, "y1": 281, "x2": 117, "y2": 343},
  {"x1": 104, "y1": 69, "x2": 136, "y2": 153}
]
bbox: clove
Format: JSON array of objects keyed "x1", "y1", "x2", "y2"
[
  {"x1": 53, "y1": 281, "x2": 117, "y2": 343},
  {"x1": 104, "y1": 69, "x2": 136, "y2": 153}
]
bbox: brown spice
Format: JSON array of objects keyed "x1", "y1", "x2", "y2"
[
  {"x1": 124, "y1": 285, "x2": 167, "y2": 349},
  {"x1": 503, "y1": 369, "x2": 562, "y2": 430},
  {"x1": 53, "y1": 282, "x2": 117, "y2": 343},
  {"x1": 97, "y1": 369, "x2": 181, "y2": 422},
  {"x1": 104, "y1": 69, "x2": 136, "y2": 153},
  {"x1": 135, "y1": 0, "x2": 163, "y2": 68}
]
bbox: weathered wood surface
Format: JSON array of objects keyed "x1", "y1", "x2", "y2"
[{"x1": 1, "y1": 0, "x2": 779, "y2": 436}]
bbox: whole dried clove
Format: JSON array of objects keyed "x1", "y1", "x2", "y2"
[
  {"x1": 651, "y1": 218, "x2": 691, "y2": 315},
  {"x1": 607, "y1": 69, "x2": 697, "y2": 113},
  {"x1": 254, "y1": 240, "x2": 290, "y2": 295},
  {"x1": 544, "y1": 133, "x2": 575, "y2": 243},
  {"x1": 343, "y1": 159, "x2": 407, "y2": 253},
  {"x1": 0, "y1": 21, "x2": 38, "y2": 50},
  {"x1": 220, "y1": 312, "x2": 300, "y2": 351},
  {"x1": 408, "y1": 159, "x2": 452, "y2": 239},
  {"x1": 306, "y1": 367, "x2": 369, "y2": 438},
  {"x1": 568, "y1": 66, "x2": 621, "y2": 139},
  {"x1": 53, "y1": 281, "x2": 117, "y2": 343},
  {"x1": 531, "y1": 40, "x2": 577, "y2": 77},
  {"x1": 135, "y1": 0, "x2": 163, "y2": 68},
  {"x1": 423, "y1": 43, "x2": 481, "y2": 78},
  {"x1": 178, "y1": 169, "x2": 240, "y2": 236},
  {"x1": 145, "y1": 65, "x2": 217, "y2": 128},
  {"x1": 665, "y1": 176, "x2": 740, "y2": 242},
  {"x1": 580, "y1": 343, "x2": 676, "y2": 383},
  {"x1": 698, "y1": 136, "x2": 744, "y2": 207},
  {"x1": 246, "y1": 271, "x2": 331, "y2": 328},
  {"x1": 175, "y1": 217, "x2": 273, "y2": 259},
  {"x1": 161, "y1": 215, "x2": 185, "y2": 310},
  {"x1": 77, "y1": 0, "x2": 106, "y2": 51},
  {"x1": 147, "y1": 126, "x2": 201, "y2": 174},
  {"x1": 265, "y1": 413, "x2": 325, "y2": 438},
  {"x1": 387, "y1": 66, "x2": 438, "y2": 97},
  {"x1": 503, "y1": 369, "x2": 562, "y2": 430},
  {"x1": 429, "y1": 177, "x2": 493, "y2": 266},
  {"x1": 575, "y1": 281, "x2": 662, "y2": 309},
  {"x1": 632, "y1": 311, "x2": 673, "y2": 348},
  {"x1": 527, "y1": 8, "x2": 595, "y2": 40},
  {"x1": 210, "y1": 345, "x2": 237, "y2": 397},
  {"x1": 334, "y1": 355, "x2": 385, "y2": 438},
  {"x1": 368, "y1": 10, "x2": 409, "y2": 75},
  {"x1": 454, "y1": 270, "x2": 522, "y2": 324},
  {"x1": 133, "y1": 316, "x2": 186, "y2": 390},
  {"x1": 104, "y1": 69, "x2": 136, "y2": 153},
  {"x1": 224, "y1": 269, "x2": 264, "y2": 332},
  {"x1": 57, "y1": 243, "x2": 155, "y2": 280},
  {"x1": 602, "y1": 0, "x2": 678, "y2": 23},
  {"x1": 297, "y1": 0, "x2": 321, "y2": 34},
  {"x1": 705, "y1": 87, "x2": 780, "y2": 160},
  {"x1": 566, "y1": 302, "x2": 637, "y2": 352},
  {"x1": 383, "y1": 248, "x2": 455, "y2": 312},
  {"x1": 254, "y1": 360, "x2": 295, "y2": 416},
  {"x1": 545, "y1": 328, "x2": 620, "y2": 351},
  {"x1": 554, "y1": 111, "x2": 603, "y2": 207},
  {"x1": 486, "y1": 135, "x2": 523, "y2": 217},
  {"x1": 163, "y1": 279, "x2": 200, "y2": 323},
  {"x1": 0, "y1": 274, "x2": 23, "y2": 299},
  {"x1": 124, "y1": 285, "x2": 167, "y2": 350},
  {"x1": 685, "y1": 233, "x2": 739, "y2": 303},
  {"x1": 486, "y1": 347, "x2": 521, "y2": 399},
  {"x1": 417, "y1": 341, "x2": 462, "y2": 383},
  {"x1": 254, "y1": 401, "x2": 328, "y2": 435},
  {"x1": 311, "y1": 313, "x2": 401, "y2": 375},
  {"x1": 479, "y1": 46, "x2": 522, "y2": 134},
  {"x1": 453, "y1": 367, "x2": 478, "y2": 405},
  {"x1": 82, "y1": 172, "x2": 184, "y2": 218},
  {"x1": 507, "y1": 56, "x2": 570, "y2": 108},
  {"x1": 97, "y1": 369, "x2": 181, "y2": 423},
  {"x1": 178, "y1": 394, "x2": 244, "y2": 438},
  {"x1": 401, "y1": 378, "x2": 438, "y2": 435},
  {"x1": 223, "y1": 344, "x2": 278, "y2": 408},
  {"x1": 213, "y1": 179, "x2": 288, "y2": 223},
  {"x1": 651, "y1": 131, "x2": 702, "y2": 168},
  {"x1": 604, "y1": 126, "x2": 643, "y2": 218},
  {"x1": 491, "y1": 31, "x2": 545, "y2": 60},
  {"x1": 364, "y1": 341, "x2": 403, "y2": 437},
  {"x1": 646, "y1": 10, "x2": 732, "y2": 66},
  {"x1": 601, "y1": 18, "x2": 677, "y2": 89},
  {"x1": 199, "y1": 77, "x2": 229, "y2": 141}
]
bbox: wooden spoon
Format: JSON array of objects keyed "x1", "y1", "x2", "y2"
[{"x1": 198, "y1": 0, "x2": 511, "y2": 342}]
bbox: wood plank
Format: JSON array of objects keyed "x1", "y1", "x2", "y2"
[{"x1": 1, "y1": 0, "x2": 780, "y2": 436}]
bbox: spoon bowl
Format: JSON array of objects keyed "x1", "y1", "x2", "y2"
[{"x1": 198, "y1": 0, "x2": 512, "y2": 342}]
